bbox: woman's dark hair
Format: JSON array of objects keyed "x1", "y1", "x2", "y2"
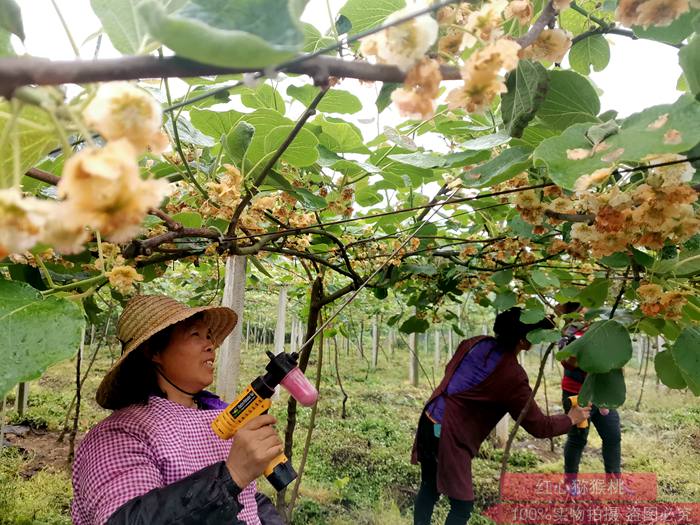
[
  {"x1": 101, "y1": 313, "x2": 205, "y2": 410},
  {"x1": 493, "y1": 307, "x2": 554, "y2": 352}
]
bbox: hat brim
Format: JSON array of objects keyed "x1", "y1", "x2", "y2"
[{"x1": 96, "y1": 305, "x2": 237, "y2": 409}]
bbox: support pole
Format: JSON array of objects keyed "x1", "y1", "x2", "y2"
[{"x1": 216, "y1": 256, "x2": 247, "y2": 402}]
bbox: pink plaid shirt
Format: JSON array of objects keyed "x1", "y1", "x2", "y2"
[{"x1": 71, "y1": 395, "x2": 260, "y2": 525}]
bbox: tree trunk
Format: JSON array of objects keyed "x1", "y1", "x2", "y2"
[
  {"x1": 16, "y1": 383, "x2": 29, "y2": 417},
  {"x1": 278, "y1": 276, "x2": 323, "y2": 515},
  {"x1": 371, "y1": 315, "x2": 379, "y2": 369},
  {"x1": 409, "y1": 332, "x2": 418, "y2": 387},
  {"x1": 215, "y1": 256, "x2": 247, "y2": 402}
]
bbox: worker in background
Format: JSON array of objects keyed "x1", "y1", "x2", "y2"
[{"x1": 412, "y1": 307, "x2": 591, "y2": 525}]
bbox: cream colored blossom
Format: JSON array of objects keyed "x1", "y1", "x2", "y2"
[
  {"x1": 616, "y1": 0, "x2": 689, "y2": 27},
  {"x1": 106, "y1": 265, "x2": 143, "y2": 295},
  {"x1": 553, "y1": 0, "x2": 572, "y2": 10},
  {"x1": 58, "y1": 139, "x2": 170, "y2": 243},
  {"x1": 644, "y1": 153, "x2": 694, "y2": 186},
  {"x1": 446, "y1": 38, "x2": 521, "y2": 113},
  {"x1": 574, "y1": 168, "x2": 613, "y2": 193},
  {"x1": 0, "y1": 189, "x2": 53, "y2": 258},
  {"x1": 41, "y1": 204, "x2": 91, "y2": 254},
  {"x1": 359, "y1": 8, "x2": 439, "y2": 72},
  {"x1": 391, "y1": 58, "x2": 442, "y2": 119},
  {"x1": 505, "y1": 0, "x2": 534, "y2": 25},
  {"x1": 463, "y1": 0, "x2": 508, "y2": 46},
  {"x1": 520, "y1": 28, "x2": 572, "y2": 63},
  {"x1": 84, "y1": 82, "x2": 168, "y2": 153}
]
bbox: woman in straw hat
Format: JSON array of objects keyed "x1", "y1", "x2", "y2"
[{"x1": 71, "y1": 295, "x2": 285, "y2": 525}]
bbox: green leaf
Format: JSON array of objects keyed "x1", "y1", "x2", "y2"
[
  {"x1": 287, "y1": 85, "x2": 362, "y2": 114},
  {"x1": 339, "y1": 0, "x2": 405, "y2": 35},
  {"x1": 315, "y1": 115, "x2": 368, "y2": 153},
  {"x1": 400, "y1": 315, "x2": 429, "y2": 334},
  {"x1": 190, "y1": 108, "x2": 244, "y2": 138},
  {"x1": 655, "y1": 249, "x2": 700, "y2": 277},
  {"x1": 536, "y1": 70, "x2": 600, "y2": 130},
  {"x1": 568, "y1": 35, "x2": 610, "y2": 75},
  {"x1": 91, "y1": 0, "x2": 187, "y2": 55},
  {"x1": 166, "y1": 114, "x2": 216, "y2": 147},
  {"x1": 461, "y1": 146, "x2": 532, "y2": 188},
  {"x1": 576, "y1": 278, "x2": 609, "y2": 308},
  {"x1": 388, "y1": 150, "x2": 488, "y2": 169},
  {"x1": 460, "y1": 131, "x2": 511, "y2": 150},
  {"x1": 0, "y1": 28, "x2": 15, "y2": 56},
  {"x1": 578, "y1": 369, "x2": 626, "y2": 408},
  {"x1": 654, "y1": 351, "x2": 688, "y2": 390},
  {"x1": 0, "y1": 280, "x2": 86, "y2": 397},
  {"x1": 172, "y1": 211, "x2": 202, "y2": 228},
  {"x1": 679, "y1": 34, "x2": 700, "y2": 97},
  {"x1": 301, "y1": 22, "x2": 335, "y2": 53},
  {"x1": 492, "y1": 270, "x2": 513, "y2": 287},
  {"x1": 671, "y1": 327, "x2": 700, "y2": 395},
  {"x1": 0, "y1": 0, "x2": 23, "y2": 40},
  {"x1": 138, "y1": 0, "x2": 308, "y2": 68},
  {"x1": 531, "y1": 269, "x2": 560, "y2": 288},
  {"x1": 240, "y1": 84, "x2": 285, "y2": 112},
  {"x1": 377, "y1": 82, "x2": 401, "y2": 113},
  {"x1": 557, "y1": 320, "x2": 632, "y2": 373},
  {"x1": 534, "y1": 95, "x2": 700, "y2": 190},
  {"x1": 0, "y1": 103, "x2": 59, "y2": 189},
  {"x1": 225, "y1": 121, "x2": 255, "y2": 165},
  {"x1": 404, "y1": 263, "x2": 437, "y2": 276},
  {"x1": 264, "y1": 125, "x2": 319, "y2": 167},
  {"x1": 527, "y1": 328, "x2": 560, "y2": 344},
  {"x1": 501, "y1": 60, "x2": 549, "y2": 138},
  {"x1": 493, "y1": 290, "x2": 517, "y2": 310},
  {"x1": 355, "y1": 185, "x2": 383, "y2": 206}
]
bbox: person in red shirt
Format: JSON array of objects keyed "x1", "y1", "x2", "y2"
[
  {"x1": 556, "y1": 302, "x2": 622, "y2": 490},
  {"x1": 412, "y1": 307, "x2": 591, "y2": 525}
]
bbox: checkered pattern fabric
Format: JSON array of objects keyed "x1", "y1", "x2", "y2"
[{"x1": 71, "y1": 396, "x2": 260, "y2": 525}]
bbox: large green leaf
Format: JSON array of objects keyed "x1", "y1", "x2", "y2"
[
  {"x1": 301, "y1": 22, "x2": 336, "y2": 53},
  {"x1": 536, "y1": 70, "x2": 600, "y2": 130},
  {"x1": 0, "y1": 103, "x2": 59, "y2": 189},
  {"x1": 556, "y1": 320, "x2": 632, "y2": 374},
  {"x1": 139, "y1": 0, "x2": 308, "y2": 68},
  {"x1": 655, "y1": 249, "x2": 700, "y2": 277},
  {"x1": 225, "y1": 121, "x2": 255, "y2": 165},
  {"x1": 671, "y1": 327, "x2": 700, "y2": 395},
  {"x1": 387, "y1": 149, "x2": 489, "y2": 169},
  {"x1": 400, "y1": 315, "x2": 429, "y2": 334},
  {"x1": 501, "y1": 60, "x2": 549, "y2": 138},
  {"x1": 190, "y1": 108, "x2": 244, "y2": 138},
  {"x1": 569, "y1": 35, "x2": 610, "y2": 75},
  {"x1": 313, "y1": 115, "x2": 369, "y2": 153},
  {"x1": 460, "y1": 146, "x2": 532, "y2": 188},
  {"x1": 0, "y1": 280, "x2": 86, "y2": 397},
  {"x1": 654, "y1": 350, "x2": 688, "y2": 390},
  {"x1": 287, "y1": 85, "x2": 362, "y2": 114},
  {"x1": 578, "y1": 369, "x2": 626, "y2": 408},
  {"x1": 534, "y1": 95, "x2": 700, "y2": 190},
  {"x1": 0, "y1": 27, "x2": 14, "y2": 56},
  {"x1": 339, "y1": 0, "x2": 405, "y2": 35},
  {"x1": 91, "y1": 0, "x2": 187, "y2": 54},
  {"x1": 0, "y1": 0, "x2": 23, "y2": 40},
  {"x1": 679, "y1": 34, "x2": 700, "y2": 97},
  {"x1": 240, "y1": 84, "x2": 286, "y2": 112},
  {"x1": 264, "y1": 125, "x2": 319, "y2": 167},
  {"x1": 576, "y1": 278, "x2": 609, "y2": 308}
]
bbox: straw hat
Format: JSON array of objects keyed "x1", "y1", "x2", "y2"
[{"x1": 96, "y1": 295, "x2": 237, "y2": 407}]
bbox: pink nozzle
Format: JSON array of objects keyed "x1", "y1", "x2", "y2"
[{"x1": 280, "y1": 368, "x2": 318, "y2": 406}]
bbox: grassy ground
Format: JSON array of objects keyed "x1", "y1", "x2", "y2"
[{"x1": 1, "y1": 336, "x2": 698, "y2": 524}]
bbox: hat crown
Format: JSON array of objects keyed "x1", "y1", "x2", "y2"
[{"x1": 117, "y1": 295, "x2": 189, "y2": 349}]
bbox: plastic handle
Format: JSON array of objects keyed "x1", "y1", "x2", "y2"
[{"x1": 280, "y1": 368, "x2": 318, "y2": 406}]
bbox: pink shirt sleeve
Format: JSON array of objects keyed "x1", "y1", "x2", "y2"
[{"x1": 72, "y1": 424, "x2": 164, "y2": 525}]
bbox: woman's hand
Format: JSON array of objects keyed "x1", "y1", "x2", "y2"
[
  {"x1": 226, "y1": 414, "x2": 283, "y2": 488},
  {"x1": 567, "y1": 405, "x2": 591, "y2": 426}
]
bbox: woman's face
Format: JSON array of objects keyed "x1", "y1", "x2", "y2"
[{"x1": 152, "y1": 317, "x2": 215, "y2": 393}]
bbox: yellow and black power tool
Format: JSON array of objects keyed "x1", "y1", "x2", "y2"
[
  {"x1": 568, "y1": 395, "x2": 589, "y2": 428},
  {"x1": 212, "y1": 351, "x2": 318, "y2": 491}
]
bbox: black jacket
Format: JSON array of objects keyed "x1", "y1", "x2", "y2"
[{"x1": 106, "y1": 462, "x2": 284, "y2": 525}]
